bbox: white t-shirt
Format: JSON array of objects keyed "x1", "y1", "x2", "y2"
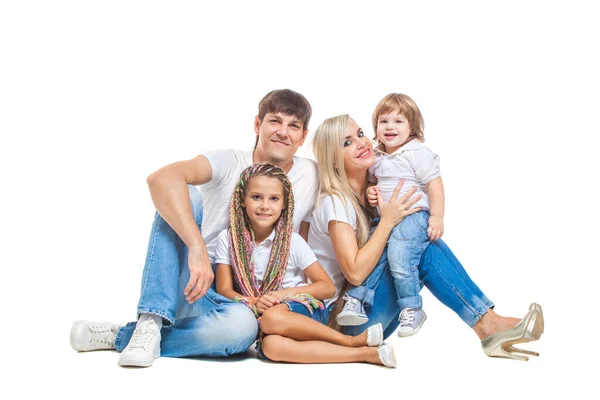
[
  {"x1": 200, "y1": 149, "x2": 319, "y2": 263},
  {"x1": 307, "y1": 194, "x2": 357, "y2": 307},
  {"x1": 214, "y1": 229, "x2": 317, "y2": 289},
  {"x1": 368, "y1": 139, "x2": 440, "y2": 211}
]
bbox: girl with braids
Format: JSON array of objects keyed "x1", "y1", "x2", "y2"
[{"x1": 214, "y1": 162, "x2": 397, "y2": 367}]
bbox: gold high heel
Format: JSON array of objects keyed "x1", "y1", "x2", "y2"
[{"x1": 481, "y1": 305, "x2": 544, "y2": 361}]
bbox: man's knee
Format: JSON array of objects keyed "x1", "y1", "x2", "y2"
[{"x1": 220, "y1": 304, "x2": 259, "y2": 346}]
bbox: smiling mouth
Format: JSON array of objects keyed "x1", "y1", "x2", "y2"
[
  {"x1": 384, "y1": 133, "x2": 397, "y2": 139},
  {"x1": 271, "y1": 140, "x2": 289, "y2": 146},
  {"x1": 357, "y1": 148, "x2": 371, "y2": 158},
  {"x1": 256, "y1": 213, "x2": 272, "y2": 218}
]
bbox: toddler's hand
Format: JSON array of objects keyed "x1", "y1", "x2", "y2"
[
  {"x1": 428, "y1": 216, "x2": 444, "y2": 241},
  {"x1": 366, "y1": 186, "x2": 379, "y2": 207}
]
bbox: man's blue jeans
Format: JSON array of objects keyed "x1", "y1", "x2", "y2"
[
  {"x1": 114, "y1": 185, "x2": 258, "y2": 357},
  {"x1": 345, "y1": 226, "x2": 494, "y2": 338}
]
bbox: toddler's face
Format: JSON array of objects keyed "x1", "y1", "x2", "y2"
[{"x1": 376, "y1": 110, "x2": 411, "y2": 153}]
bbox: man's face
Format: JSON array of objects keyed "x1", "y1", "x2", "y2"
[{"x1": 254, "y1": 112, "x2": 308, "y2": 164}]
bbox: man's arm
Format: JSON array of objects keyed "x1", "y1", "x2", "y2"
[{"x1": 146, "y1": 155, "x2": 214, "y2": 303}]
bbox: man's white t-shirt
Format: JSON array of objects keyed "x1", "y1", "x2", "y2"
[
  {"x1": 200, "y1": 149, "x2": 318, "y2": 263},
  {"x1": 214, "y1": 229, "x2": 317, "y2": 289},
  {"x1": 307, "y1": 194, "x2": 357, "y2": 307}
]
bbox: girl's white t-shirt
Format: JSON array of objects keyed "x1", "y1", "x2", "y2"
[
  {"x1": 214, "y1": 229, "x2": 317, "y2": 290},
  {"x1": 307, "y1": 195, "x2": 357, "y2": 307}
]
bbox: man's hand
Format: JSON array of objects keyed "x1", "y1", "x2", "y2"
[
  {"x1": 366, "y1": 186, "x2": 379, "y2": 207},
  {"x1": 256, "y1": 293, "x2": 281, "y2": 314},
  {"x1": 184, "y1": 245, "x2": 214, "y2": 303},
  {"x1": 428, "y1": 216, "x2": 444, "y2": 241}
]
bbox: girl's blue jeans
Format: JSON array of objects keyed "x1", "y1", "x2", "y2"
[
  {"x1": 114, "y1": 185, "x2": 259, "y2": 357},
  {"x1": 345, "y1": 223, "x2": 494, "y2": 338}
]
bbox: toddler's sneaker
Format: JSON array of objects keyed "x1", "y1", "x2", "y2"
[
  {"x1": 70, "y1": 320, "x2": 121, "y2": 351},
  {"x1": 397, "y1": 307, "x2": 427, "y2": 337},
  {"x1": 336, "y1": 295, "x2": 368, "y2": 326},
  {"x1": 118, "y1": 319, "x2": 161, "y2": 367}
]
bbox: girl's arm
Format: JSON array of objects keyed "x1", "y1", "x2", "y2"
[
  {"x1": 272, "y1": 261, "x2": 336, "y2": 300},
  {"x1": 331, "y1": 184, "x2": 422, "y2": 286},
  {"x1": 215, "y1": 263, "x2": 257, "y2": 305},
  {"x1": 426, "y1": 176, "x2": 445, "y2": 240}
]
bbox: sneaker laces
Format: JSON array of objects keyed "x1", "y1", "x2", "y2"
[
  {"x1": 129, "y1": 320, "x2": 158, "y2": 351},
  {"x1": 89, "y1": 323, "x2": 118, "y2": 347},
  {"x1": 342, "y1": 295, "x2": 360, "y2": 312},
  {"x1": 399, "y1": 308, "x2": 415, "y2": 327}
]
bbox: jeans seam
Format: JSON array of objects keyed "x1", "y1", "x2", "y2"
[{"x1": 139, "y1": 215, "x2": 161, "y2": 300}]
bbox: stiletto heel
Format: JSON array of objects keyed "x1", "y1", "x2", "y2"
[
  {"x1": 506, "y1": 345, "x2": 539, "y2": 357},
  {"x1": 481, "y1": 305, "x2": 544, "y2": 361}
]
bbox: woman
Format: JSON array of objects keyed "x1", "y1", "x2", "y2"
[{"x1": 305, "y1": 114, "x2": 543, "y2": 360}]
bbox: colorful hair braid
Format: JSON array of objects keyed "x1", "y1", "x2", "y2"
[{"x1": 228, "y1": 163, "x2": 295, "y2": 298}]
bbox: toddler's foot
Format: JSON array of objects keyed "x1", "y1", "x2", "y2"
[
  {"x1": 336, "y1": 295, "x2": 368, "y2": 326},
  {"x1": 397, "y1": 307, "x2": 427, "y2": 337}
]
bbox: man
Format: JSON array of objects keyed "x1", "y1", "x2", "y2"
[{"x1": 70, "y1": 89, "x2": 319, "y2": 367}]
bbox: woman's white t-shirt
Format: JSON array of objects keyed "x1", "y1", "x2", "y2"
[{"x1": 307, "y1": 195, "x2": 357, "y2": 307}]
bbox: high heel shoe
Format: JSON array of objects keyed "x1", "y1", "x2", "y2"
[{"x1": 481, "y1": 305, "x2": 543, "y2": 361}]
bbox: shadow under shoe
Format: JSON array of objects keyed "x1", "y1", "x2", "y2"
[{"x1": 481, "y1": 304, "x2": 544, "y2": 361}]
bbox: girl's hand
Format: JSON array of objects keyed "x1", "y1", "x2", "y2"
[
  {"x1": 366, "y1": 186, "x2": 379, "y2": 207},
  {"x1": 378, "y1": 180, "x2": 422, "y2": 230},
  {"x1": 428, "y1": 216, "x2": 444, "y2": 241},
  {"x1": 256, "y1": 294, "x2": 281, "y2": 314}
]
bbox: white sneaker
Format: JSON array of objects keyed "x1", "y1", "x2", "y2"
[
  {"x1": 118, "y1": 319, "x2": 161, "y2": 367},
  {"x1": 366, "y1": 323, "x2": 383, "y2": 347},
  {"x1": 377, "y1": 343, "x2": 397, "y2": 368},
  {"x1": 70, "y1": 321, "x2": 120, "y2": 351},
  {"x1": 397, "y1": 307, "x2": 427, "y2": 337},
  {"x1": 336, "y1": 295, "x2": 368, "y2": 326}
]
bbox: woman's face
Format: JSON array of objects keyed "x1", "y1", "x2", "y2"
[{"x1": 342, "y1": 119, "x2": 374, "y2": 175}]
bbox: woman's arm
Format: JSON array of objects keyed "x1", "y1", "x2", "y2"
[
  {"x1": 331, "y1": 183, "x2": 422, "y2": 286},
  {"x1": 272, "y1": 261, "x2": 336, "y2": 300}
]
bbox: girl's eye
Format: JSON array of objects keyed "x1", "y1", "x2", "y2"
[
  {"x1": 252, "y1": 195, "x2": 261, "y2": 200},
  {"x1": 271, "y1": 197, "x2": 279, "y2": 201}
]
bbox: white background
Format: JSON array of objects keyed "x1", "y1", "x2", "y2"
[{"x1": 1, "y1": 1, "x2": 598, "y2": 398}]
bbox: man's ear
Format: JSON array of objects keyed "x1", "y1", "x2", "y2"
[
  {"x1": 299, "y1": 129, "x2": 309, "y2": 146},
  {"x1": 254, "y1": 116, "x2": 261, "y2": 135}
]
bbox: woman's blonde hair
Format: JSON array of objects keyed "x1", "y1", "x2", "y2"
[
  {"x1": 311, "y1": 114, "x2": 372, "y2": 247},
  {"x1": 311, "y1": 115, "x2": 375, "y2": 330}
]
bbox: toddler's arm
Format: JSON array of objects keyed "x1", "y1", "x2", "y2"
[{"x1": 427, "y1": 176, "x2": 445, "y2": 240}]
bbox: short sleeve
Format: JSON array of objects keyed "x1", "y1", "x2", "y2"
[
  {"x1": 289, "y1": 233, "x2": 318, "y2": 270},
  {"x1": 214, "y1": 229, "x2": 232, "y2": 265},
  {"x1": 202, "y1": 149, "x2": 245, "y2": 191},
  {"x1": 317, "y1": 195, "x2": 357, "y2": 229},
  {"x1": 412, "y1": 146, "x2": 441, "y2": 184}
]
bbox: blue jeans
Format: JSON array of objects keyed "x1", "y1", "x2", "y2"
[
  {"x1": 345, "y1": 232, "x2": 494, "y2": 339},
  {"x1": 115, "y1": 185, "x2": 259, "y2": 357},
  {"x1": 387, "y1": 210, "x2": 430, "y2": 310}
]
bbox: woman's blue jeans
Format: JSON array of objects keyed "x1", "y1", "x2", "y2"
[
  {"x1": 114, "y1": 185, "x2": 259, "y2": 357},
  {"x1": 344, "y1": 236, "x2": 494, "y2": 339}
]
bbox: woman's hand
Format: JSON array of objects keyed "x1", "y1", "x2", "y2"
[{"x1": 378, "y1": 180, "x2": 422, "y2": 230}]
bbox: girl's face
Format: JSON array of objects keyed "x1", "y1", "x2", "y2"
[
  {"x1": 376, "y1": 110, "x2": 411, "y2": 153},
  {"x1": 343, "y1": 119, "x2": 374, "y2": 175},
  {"x1": 243, "y1": 176, "x2": 285, "y2": 231}
]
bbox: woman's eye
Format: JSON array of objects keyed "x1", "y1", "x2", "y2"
[
  {"x1": 343, "y1": 140, "x2": 351, "y2": 147},
  {"x1": 358, "y1": 131, "x2": 364, "y2": 137}
]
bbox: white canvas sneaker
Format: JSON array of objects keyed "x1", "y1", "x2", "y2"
[
  {"x1": 336, "y1": 295, "x2": 368, "y2": 326},
  {"x1": 377, "y1": 343, "x2": 397, "y2": 368},
  {"x1": 366, "y1": 323, "x2": 384, "y2": 347},
  {"x1": 118, "y1": 319, "x2": 161, "y2": 367},
  {"x1": 70, "y1": 321, "x2": 120, "y2": 351}
]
